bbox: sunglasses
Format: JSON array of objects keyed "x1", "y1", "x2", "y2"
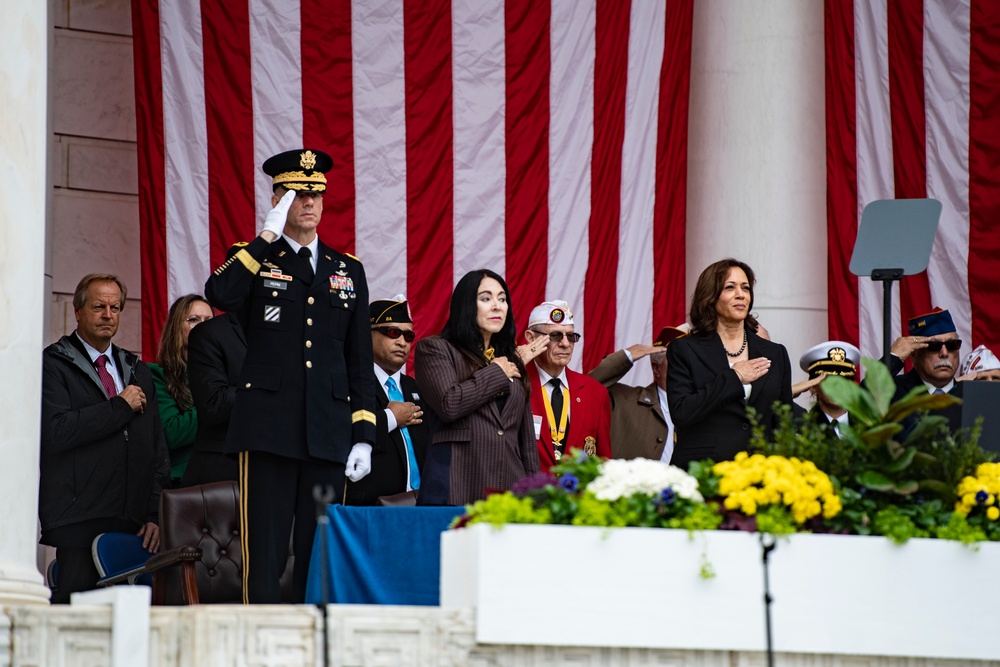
[
  {"x1": 924, "y1": 339, "x2": 962, "y2": 352},
  {"x1": 374, "y1": 326, "x2": 416, "y2": 343},
  {"x1": 537, "y1": 331, "x2": 581, "y2": 344}
]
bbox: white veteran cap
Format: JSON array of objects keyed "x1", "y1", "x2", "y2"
[
  {"x1": 960, "y1": 344, "x2": 1000, "y2": 376},
  {"x1": 528, "y1": 300, "x2": 574, "y2": 328},
  {"x1": 799, "y1": 341, "x2": 861, "y2": 379}
]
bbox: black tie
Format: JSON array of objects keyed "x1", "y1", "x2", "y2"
[
  {"x1": 297, "y1": 247, "x2": 314, "y2": 282},
  {"x1": 549, "y1": 378, "x2": 568, "y2": 451}
]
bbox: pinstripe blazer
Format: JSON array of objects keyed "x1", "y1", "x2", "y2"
[{"x1": 413, "y1": 336, "x2": 539, "y2": 505}]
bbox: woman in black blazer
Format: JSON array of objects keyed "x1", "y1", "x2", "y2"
[{"x1": 667, "y1": 258, "x2": 792, "y2": 470}]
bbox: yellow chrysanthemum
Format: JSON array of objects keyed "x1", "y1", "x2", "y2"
[{"x1": 713, "y1": 453, "x2": 840, "y2": 523}]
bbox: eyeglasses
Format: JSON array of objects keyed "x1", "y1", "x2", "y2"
[
  {"x1": 374, "y1": 326, "x2": 416, "y2": 343},
  {"x1": 925, "y1": 339, "x2": 962, "y2": 352},
  {"x1": 535, "y1": 331, "x2": 581, "y2": 344}
]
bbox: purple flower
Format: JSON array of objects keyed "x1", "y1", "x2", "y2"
[
  {"x1": 976, "y1": 490, "x2": 989, "y2": 505},
  {"x1": 659, "y1": 487, "x2": 676, "y2": 505},
  {"x1": 560, "y1": 474, "x2": 580, "y2": 493},
  {"x1": 511, "y1": 472, "x2": 558, "y2": 495}
]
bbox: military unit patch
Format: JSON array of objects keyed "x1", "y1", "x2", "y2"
[{"x1": 264, "y1": 305, "x2": 281, "y2": 323}]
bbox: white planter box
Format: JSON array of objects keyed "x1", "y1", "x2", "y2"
[{"x1": 440, "y1": 524, "x2": 1000, "y2": 661}]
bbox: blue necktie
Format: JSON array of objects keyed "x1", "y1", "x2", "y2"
[{"x1": 386, "y1": 377, "x2": 420, "y2": 490}]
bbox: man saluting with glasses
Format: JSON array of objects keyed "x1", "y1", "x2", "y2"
[
  {"x1": 522, "y1": 300, "x2": 611, "y2": 469},
  {"x1": 890, "y1": 308, "x2": 976, "y2": 433},
  {"x1": 345, "y1": 296, "x2": 428, "y2": 505}
]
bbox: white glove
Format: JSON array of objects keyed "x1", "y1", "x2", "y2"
[
  {"x1": 262, "y1": 189, "x2": 296, "y2": 239},
  {"x1": 345, "y1": 443, "x2": 373, "y2": 482}
]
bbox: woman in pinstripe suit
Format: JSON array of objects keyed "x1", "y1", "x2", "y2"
[{"x1": 414, "y1": 269, "x2": 544, "y2": 505}]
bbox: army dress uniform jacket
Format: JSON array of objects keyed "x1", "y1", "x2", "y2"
[
  {"x1": 588, "y1": 350, "x2": 671, "y2": 460},
  {"x1": 205, "y1": 235, "x2": 377, "y2": 463},
  {"x1": 527, "y1": 363, "x2": 611, "y2": 469}
]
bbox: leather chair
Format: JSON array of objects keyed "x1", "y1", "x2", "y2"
[{"x1": 98, "y1": 481, "x2": 295, "y2": 604}]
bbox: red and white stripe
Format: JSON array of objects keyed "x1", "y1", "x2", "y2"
[
  {"x1": 825, "y1": 0, "x2": 1000, "y2": 365},
  {"x1": 134, "y1": 0, "x2": 691, "y2": 377}
]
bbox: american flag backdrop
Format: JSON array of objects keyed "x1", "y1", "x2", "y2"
[
  {"x1": 131, "y1": 0, "x2": 693, "y2": 376},
  {"x1": 825, "y1": 0, "x2": 1000, "y2": 364}
]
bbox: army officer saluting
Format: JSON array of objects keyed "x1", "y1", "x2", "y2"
[{"x1": 205, "y1": 148, "x2": 377, "y2": 604}]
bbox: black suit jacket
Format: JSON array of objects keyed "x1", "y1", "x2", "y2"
[
  {"x1": 346, "y1": 372, "x2": 429, "y2": 505},
  {"x1": 182, "y1": 312, "x2": 246, "y2": 486},
  {"x1": 667, "y1": 328, "x2": 792, "y2": 470}
]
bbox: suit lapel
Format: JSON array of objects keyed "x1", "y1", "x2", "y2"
[{"x1": 640, "y1": 383, "x2": 667, "y2": 424}]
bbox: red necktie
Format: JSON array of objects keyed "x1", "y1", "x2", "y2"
[{"x1": 95, "y1": 355, "x2": 118, "y2": 399}]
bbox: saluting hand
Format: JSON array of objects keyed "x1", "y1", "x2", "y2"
[
  {"x1": 261, "y1": 189, "x2": 296, "y2": 241},
  {"x1": 516, "y1": 337, "x2": 549, "y2": 364}
]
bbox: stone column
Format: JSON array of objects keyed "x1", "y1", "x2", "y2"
[
  {"x1": 0, "y1": 0, "x2": 53, "y2": 604},
  {"x1": 687, "y1": 0, "x2": 827, "y2": 390}
]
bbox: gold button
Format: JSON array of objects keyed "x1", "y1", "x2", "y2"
[
  {"x1": 306, "y1": 361, "x2": 313, "y2": 369},
  {"x1": 497, "y1": 430, "x2": 504, "y2": 436},
  {"x1": 272, "y1": 291, "x2": 278, "y2": 297},
  {"x1": 245, "y1": 383, "x2": 251, "y2": 388},
  {"x1": 306, "y1": 318, "x2": 313, "y2": 326},
  {"x1": 306, "y1": 340, "x2": 312, "y2": 348},
  {"x1": 308, "y1": 296, "x2": 315, "y2": 305},
  {"x1": 343, "y1": 303, "x2": 348, "y2": 309}
]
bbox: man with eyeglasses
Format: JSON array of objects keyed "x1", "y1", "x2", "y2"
[
  {"x1": 589, "y1": 325, "x2": 687, "y2": 462},
  {"x1": 522, "y1": 300, "x2": 611, "y2": 469},
  {"x1": 346, "y1": 296, "x2": 428, "y2": 505}
]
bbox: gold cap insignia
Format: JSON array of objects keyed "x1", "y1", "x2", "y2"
[
  {"x1": 829, "y1": 347, "x2": 846, "y2": 363},
  {"x1": 300, "y1": 150, "x2": 318, "y2": 170}
]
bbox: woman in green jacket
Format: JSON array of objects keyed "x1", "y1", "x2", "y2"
[{"x1": 149, "y1": 294, "x2": 214, "y2": 486}]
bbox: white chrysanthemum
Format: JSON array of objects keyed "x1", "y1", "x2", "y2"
[{"x1": 586, "y1": 458, "x2": 703, "y2": 502}]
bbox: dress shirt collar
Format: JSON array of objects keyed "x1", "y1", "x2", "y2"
[
  {"x1": 373, "y1": 363, "x2": 403, "y2": 398},
  {"x1": 534, "y1": 363, "x2": 568, "y2": 390},
  {"x1": 282, "y1": 234, "x2": 319, "y2": 271}
]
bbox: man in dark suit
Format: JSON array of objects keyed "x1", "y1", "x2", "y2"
[
  {"x1": 798, "y1": 340, "x2": 861, "y2": 436},
  {"x1": 181, "y1": 311, "x2": 246, "y2": 486},
  {"x1": 346, "y1": 296, "x2": 428, "y2": 505},
  {"x1": 588, "y1": 325, "x2": 687, "y2": 462},
  {"x1": 523, "y1": 300, "x2": 611, "y2": 468},
  {"x1": 204, "y1": 148, "x2": 377, "y2": 603},
  {"x1": 40, "y1": 273, "x2": 170, "y2": 602}
]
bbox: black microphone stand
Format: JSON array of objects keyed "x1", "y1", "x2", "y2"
[
  {"x1": 313, "y1": 484, "x2": 335, "y2": 667},
  {"x1": 760, "y1": 533, "x2": 777, "y2": 667}
]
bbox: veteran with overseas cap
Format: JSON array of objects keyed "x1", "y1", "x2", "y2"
[
  {"x1": 205, "y1": 148, "x2": 376, "y2": 603},
  {"x1": 589, "y1": 324, "x2": 688, "y2": 462},
  {"x1": 890, "y1": 307, "x2": 964, "y2": 432},
  {"x1": 523, "y1": 300, "x2": 611, "y2": 469},
  {"x1": 346, "y1": 295, "x2": 429, "y2": 505},
  {"x1": 798, "y1": 340, "x2": 861, "y2": 434}
]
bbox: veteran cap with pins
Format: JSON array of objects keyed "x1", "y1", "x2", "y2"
[
  {"x1": 907, "y1": 307, "x2": 956, "y2": 338},
  {"x1": 528, "y1": 300, "x2": 574, "y2": 328},
  {"x1": 800, "y1": 340, "x2": 861, "y2": 379},
  {"x1": 370, "y1": 294, "x2": 412, "y2": 325},
  {"x1": 262, "y1": 148, "x2": 333, "y2": 193}
]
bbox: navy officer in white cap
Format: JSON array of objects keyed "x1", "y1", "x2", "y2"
[{"x1": 799, "y1": 341, "x2": 861, "y2": 435}]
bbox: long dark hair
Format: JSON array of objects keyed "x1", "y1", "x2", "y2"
[
  {"x1": 442, "y1": 269, "x2": 528, "y2": 388},
  {"x1": 156, "y1": 294, "x2": 208, "y2": 411},
  {"x1": 688, "y1": 258, "x2": 760, "y2": 336}
]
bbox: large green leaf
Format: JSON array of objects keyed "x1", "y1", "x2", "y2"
[
  {"x1": 856, "y1": 470, "x2": 895, "y2": 491},
  {"x1": 883, "y1": 446, "x2": 918, "y2": 473},
  {"x1": 885, "y1": 391, "x2": 961, "y2": 424},
  {"x1": 861, "y1": 357, "x2": 896, "y2": 415},
  {"x1": 822, "y1": 376, "x2": 880, "y2": 426},
  {"x1": 859, "y1": 423, "x2": 903, "y2": 447}
]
